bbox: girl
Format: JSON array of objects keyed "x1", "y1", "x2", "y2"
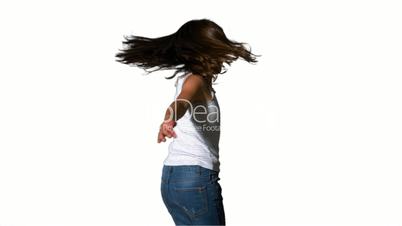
[{"x1": 115, "y1": 19, "x2": 258, "y2": 225}]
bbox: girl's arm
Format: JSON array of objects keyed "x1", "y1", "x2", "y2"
[{"x1": 157, "y1": 74, "x2": 205, "y2": 143}]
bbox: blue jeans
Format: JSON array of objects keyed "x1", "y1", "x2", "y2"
[{"x1": 161, "y1": 165, "x2": 226, "y2": 225}]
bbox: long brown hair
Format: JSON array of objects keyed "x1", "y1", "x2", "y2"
[{"x1": 115, "y1": 19, "x2": 260, "y2": 85}]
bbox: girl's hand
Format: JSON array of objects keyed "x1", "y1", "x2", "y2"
[{"x1": 157, "y1": 120, "x2": 177, "y2": 143}]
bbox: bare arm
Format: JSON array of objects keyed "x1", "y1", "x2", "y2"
[{"x1": 157, "y1": 74, "x2": 205, "y2": 143}]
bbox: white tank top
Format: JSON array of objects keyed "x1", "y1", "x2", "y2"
[{"x1": 163, "y1": 72, "x2": 221, "y2": 172}]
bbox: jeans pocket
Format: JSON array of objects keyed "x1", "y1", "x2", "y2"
[{"x1": 172, "y1": 184, "x2": 208, "y2": 219}]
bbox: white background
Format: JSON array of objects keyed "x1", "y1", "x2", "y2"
[{"x1": 0, "y1": 0, "x2": 401, "y2": 225}]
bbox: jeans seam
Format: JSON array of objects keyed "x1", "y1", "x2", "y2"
[{"x1": 172, "y1": 185, "x2": 209, "y2": 219}]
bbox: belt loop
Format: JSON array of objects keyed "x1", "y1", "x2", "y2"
[{"x1": 210, "y1": 171, "x2": 217, "y2": 181}]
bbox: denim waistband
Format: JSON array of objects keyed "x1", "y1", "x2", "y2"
[{"x1": 161, "y1": 165, "x2": 219, "y2": 183}]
